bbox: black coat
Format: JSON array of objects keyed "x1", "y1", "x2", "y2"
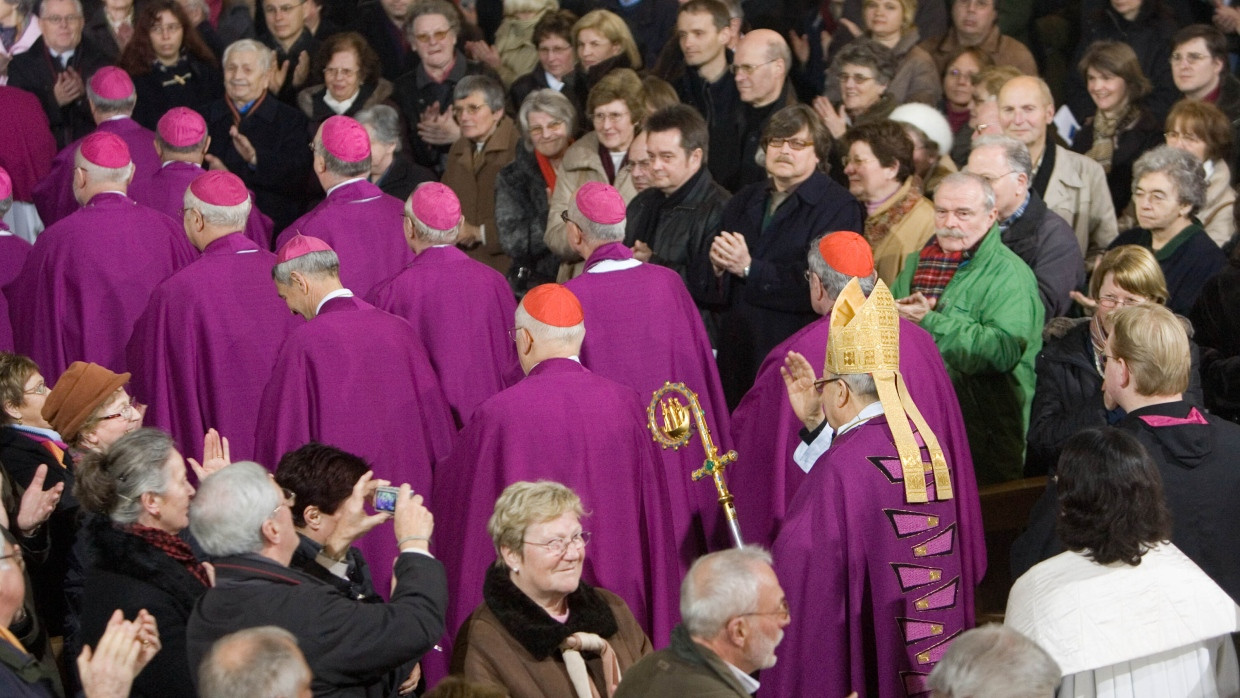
[
  {"x1": 1000, "y1": 191, "x2": 1085, "y2": 319},
  {"x1": 289, "y1": 533, "x2": 381, "y2": 603},
  {"x1": 1071, "y1": 107, "x2": 1164, "y2": 215},
  {"x1": 1067, "y1": 3, "x2": 1178, "y2": 123},
  {"x1": 351, "y1": 3, "x2": 414, "y2": 83},
  {"x1": 625, "y1": 166, "x2": 730, "y2": 284},
  {"x1": 261, "y1": 28, "x2": 321, "y2": 105},
  {"x1": 6, "y1": 36, "x2": 111, "y2": 148},
  {"x1": 374, "y1": 154, "x2": 437, "y2": 203},
  {"x1": 508, "y1": 68, "x2": 588, "y2": 128},
  {"x1": 187, "y1": 552, "x2": 448, "y2": 698},
  {"x1": 203, "y1": 94, "x2": 313, "y2": 233},
  {"x1": 1109, "y1": 224, "x2": 1227, "y2": 316},
  {"x1": 673, "y1": 66, "x2": 741, "y2": 193},
  {"x1": 1190, "y1": 258, "x2": 1240, "y2": 422},
  {"x1": 79, "y1": 517, "x2": 207, "y2": 697},
  {"x1": 129, "y1": 55, "x2": 223, "y2": 130},
  {"x1": 595, "y1": 0, "x2": 678, "y2": 69},
  {"x1": 494, "y1": 143, "x2": 558, "y2": 293},
  {"x1": 690, "y1": 171, "x2": 865, "y2": 407},
  {"x1": 393, "y1": 54, "x2": 500, "y2": 174}
]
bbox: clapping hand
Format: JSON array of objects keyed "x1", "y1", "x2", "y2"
[
  {"x1": 15, "y1": 464, "x2": 63, "y2": 536},
  {"x1": 77, "y1": 609, "x2": 161, "y2": 698},
  {"x1": 188, "y1": 428, "x2": 231, "y2": 481}
]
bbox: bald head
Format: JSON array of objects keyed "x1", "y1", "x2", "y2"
[
  {"x1": 734, "y1": 29, "x2": 790, "y2": 107},
  {"x1": 997, "y1": 76, "x2": 1055, "y2": 155},
  {"x1": 198, "y1": 627, "x2": 312, "y2": 698}
]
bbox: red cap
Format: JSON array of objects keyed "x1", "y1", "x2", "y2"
[
  {"x1": 320, "y1": 115, "x2": 370, "y2": 163},
  {"x1": 410, "y1": 183, "x2": 461, "y2": 230},
  {"x1": 157, "y1": 107, "x2": 207, "y2": 148},
  {"x1": 0, "y1": 167, "x2": 11, "y2": 200},
  {"x1": 817, "y1": 231, "x2": 874, "y2": 278},
  {"x1": 189, "y1": 171, "x2": 249, "y2": 207},
  {"x1": 521, "y1": 284, "x2": 584, "y2": 327},
  {"x1": 79, "y1": 132, "x2": 131, "y2": 168},
  {"x1": 275, "y1": 233, "x2": 334, "y2": 264},
  {"x1": 88, "y1": 66, "x2": 134, "y2": 100},
  {"x1": 574, "y1": 181, "x2": 626, "y2": 225}
]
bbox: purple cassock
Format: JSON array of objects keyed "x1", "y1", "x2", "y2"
[
  {"x1": 133, "y1": 161, "x2": 275, "y2": 250},
  {"x1": 5, "y1": 192, "x2": 197, "y2": 382},
  {"x1": 366, "y1": 245, "x2": 521, "y2": 427},
  {"x1": 31, "y1": 117, "x2": 162, "y2": 227},
  {"x1": 729, "y1": 315, "x2": 986, "y2": 555},
  {"x1": 0, "y1": 225, "x2": 31, "y2": 351},
  {"x1": 253, "y1": 294, "x2": 456, "y2": 598},
  {"x1": 427, "y1": 358, "x2": 682, "y2": 682},
  {"x1": 759, "y1": 415, "x2": 980, "y2": 698},
  {"x1": 0, "y1": 86, "x2": 56, "y2": 203},
  {"x1": 565, "y1": 242, "x2": 732, "y2": 568},
  {"x1": 125, "y1": 233, "x2": 300, "y2": 463},
  {"x1": 275, "y1": 179, "x2": 414, "y2": 297}
]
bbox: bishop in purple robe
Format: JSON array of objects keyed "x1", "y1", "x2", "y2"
[
  {"x1": 31, "y1": 68, "x2": 161, "y2": 228},
  {"x1": 730, "y1": 233, "x2": 985, "y2": 552},
  {"x1": 562, "y1": 182, "x2": 731, "y2": 567},
  {"x1": 275, "y1": 116, "x2": 413, "y2": 297},
  {"x1": 428, "y1": 284, "x2": 681, "y2": 683},
  {"x1": 126, "y1": 172, "x2": 299, "y2": 463},
  {"x1": 6, "y1": 132, "x2": 196, "y2": 382},
  {"x1": 366, "y1": 183, "x2": 520, "y2": 427},
  {"x1": 131, "y1": 108, "x2": 274, "y2": 250},
  {"x1": 0, "y1": 168, "x2": 31, "y2": 351},
  {"x1": 759, "y1": 278, "x2": 980, "y2": 698},
  {"x1": 254, "y1": 233, "x2": 456, "y2": 599}
]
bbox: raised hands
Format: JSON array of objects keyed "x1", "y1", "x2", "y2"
[
  {"x1": 188, "y1": 428, "x2": 231, "y2": 481},
  {"x1": 76, "y1": 609, "x2": 161, "y2": 698},
  {"x1": 781, "y1": 351, "x2": 825, "y2": 431},
  {"x1": 15, "y1": 464, "x2": 64, "y2": 535}
]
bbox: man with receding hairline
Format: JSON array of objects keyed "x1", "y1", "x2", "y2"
[
  {"x1": 721, "y1": 29, "x2": 794, "y2": 191},
  {"x1": 198, "y1": 626, "x2": 314, "y2": 698}
]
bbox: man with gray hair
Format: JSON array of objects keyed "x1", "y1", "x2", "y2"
[
  {"x1": 204, "y1": 39, "x2": 312, "y2": 232},
  {"x1": 892, "y1": 171, "x2": 1044, "y2": 484},
  {"x1": 252, "y1": 232, "x2": 455, "y2": 599},
  {"x1": 275, "y1": 114, "x2": 411, "y2": 297},
  {"x1": 367, "y1": 182, "x2": 521, "y2": 426},
  {"x1": 614, "y1": 547, "x2": 788, "y2": 696},
  {"x1": 966, "y1": 134, "x2": 1082, "y2": 318},
  {"x1": 723, "y1": 29, "x2": 794, "y2": 191},
  {"x1": 564, "y1": 180, "x2": 731, "y2": 570},
  {"x1": 126, "y1": 170, "x2": 299, "y2": 463},
  {"x1": 198, "y1": 626, "x2": 313, "y2": 698},
  {"x1": 186, "y1": 462, "x2": 448, "y2": 697},
  {"x1": 927, "y1": 625, "x2": 1060, "y2": 698}
]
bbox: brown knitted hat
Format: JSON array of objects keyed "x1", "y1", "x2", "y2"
[{"x1": 42, "y1": 362, "x2": 130, "y2": 441}]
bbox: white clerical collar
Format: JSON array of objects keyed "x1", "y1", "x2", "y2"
[
  {"x1": 103, "y1": 114, "x2": 129, "y2": 122},
  {"x1": 314, "y1": 288, "x2": 354, "y2": 315},
  {"x1": 836, "y1": 400, "x2": 885, "y2": 438},
  {"x1": 724, "y1": 662, "x2": 760, "y2": 694},
  {"x1": 531, "y1": 355, "x2": 581, "y2": 371},
  {"x1": 545, "y1": 71, "x2": 565, "y2": 91},
  {"x1": 586, "y1": 258, "x2": 641, "y2": 273},
  {"x1": 323, "y1": 89, "x2": 361, "y2": 115},
  {"x1": 792, "y1": 399, "x2": 886, "y2": 474},
  {"x1": 325, "y1": 177, "x2": 367, "y2": 196}
]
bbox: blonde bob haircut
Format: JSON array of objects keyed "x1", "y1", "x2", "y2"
[
  {"x1": 1108, "y1": 304, "x2": 1191, "y2": 397},
  {"x1": 488, "y1": 480, "x2": 586, "y2": 569},
  {"x1": 573, "y1": 9, "x2": 642, "y2": 69},
  {"x1": 862, "y1": 0, "x2": 917, "y2": 31},
  {"x1": 1088, "y1": 244, "x2": 1168, "y2": 305}
]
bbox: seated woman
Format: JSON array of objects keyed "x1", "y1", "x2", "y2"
[
  {"x1": 297, "y1": 32, "x2": 395, "y2": 136},
  {"x1": 1109, "y1": 145, "x2": 1226, "y2": 315},
  {"x1": 842, "y1": 119, "x2": 935, "y2": 284},
  {"x1": 1006, "y1": 427, "x2": 1240, "y2": 696},
  {"x1": 1071, "y1": 40, "x2": 1163, "y2": 215},
  {"x1": 75, "y1": 427, "x2": 209, "y2": 697},
  {"x1": 1026, "y1": 245, "x2": 1203, "y2": 476},
  {"x1": 1163, "y1": 99, "x2": 1235, "y2": 247},
  {"x1": 823, "y1": 0, "x2": 941, "y2": 105},
  {"x1": 117, "y1": 0, "x2": 221, "y2": 130},
  {"x1": 815, "y1": 38, "x2": 898, "y2": 143},
  {"x1": 355, "y1": 104, "x2": 435, "y2": 202},
  {"x1": 573, "y1": 9, "x2": 641, "y2": 86},
  {"x1": 452, "y1": 480, "x2": 651, "y2": 698},
  {"x1": 496, "y1": 89, "x2": 577, "y2": 295},
  {"x1": 939, "y1": 47, "x2": 992, "y2": 166},
  {"x1": 42, "y1": 362, "x2": 143, "y2": 460}
]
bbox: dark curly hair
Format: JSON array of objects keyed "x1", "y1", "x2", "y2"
[
  {"x1": 1055, "y1": 427, "x2": 1172, "y2": 566},
  {"x1": 117, "y1": 0, "x2": 217, "y2": 76},
  {"x1": 843, "y1": 119, "x2": 914, "y2": 184},
  {"x1": 313, "y1": 31, "x2": 383, "y2": 86}
]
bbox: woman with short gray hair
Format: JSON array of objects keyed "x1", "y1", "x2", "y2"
[
  {"x1": 1109, "y1": 144, "x2": 1225, "y2": 315},
  {"x1": 816, "y1": 38, "x2": 900, "y2": 140},
  {"x1": 821, "y1": 0, "x2": 942, "y2": 107},
  {"x1": 356, "y1": 104, "x2": 435, "y2": 201}
]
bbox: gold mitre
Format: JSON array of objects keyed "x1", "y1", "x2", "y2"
[{"x1": 823, "y1": 279, "x2": 953, "y2": 504}]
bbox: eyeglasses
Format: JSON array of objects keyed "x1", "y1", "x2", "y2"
[
  {"x1": 1170, "y1": 51, "x2": 1210, "y2": 65},
  {"x1": 974, "y1": 170, "x2": 1017, "y2": 185},
  {"x1": 151, "y1": 22, "x2": 182, "y2": 35},
  {"x1": 262, "y1": 0, "x2": 305, "y2": 15},
  {"x1": 414, "y1": 29, "x2": 452, "y2": 45},
  {"x1": 524, "y1": 531, "x2": 591, "y2": 556},
  {"x1": 41, "y1": 13, "x2": 83, "y2": 25},
  {"x1": 528, "y1": 120, "x2": 564, "y2": 139},
  {"x1": 271, "y1": 487, "x2": 296, "y2": 517},
  {"x1": 1165, "y1": 131, "x2": 1204, "y2": 144},
  {"x1": 738, "y1": 599, "x2": 790, "y2": 622},
  {"x1": 559, "y1": 209, "x2": 580, "y2": 229},
  {"x1": 1095, "y1": 295, "x2": 1146, "y2": 309},
  {"x1": 729, "y1": 59, "x2": 777, "y2": 76},
  {"x1": 767, "y1": 137, "x2": 814, "y2": 151},
  {"x1": 947, "y1": 68, "x2": 976, "y2": 81},
  {"x1": 98, "y1": 401, "x2": 140, "y2": 422},
  {"x1": 592, "y1": 110, "x2": 630, "y2": 125},
  {"x1": 839, "y1": 72, "x2": 875, "y2": 85},
  {"x1": 23, "y1": 382, "x2": 48, "y2": 396},
  {"x1": 324, "y1": 67, "x2": 358, "y2": 77},
  {"x1": 813, "y1": 376, "x2": 843, "y2": 394},
  {"x1": 507, "y1": 326, "x2": 528, "y2": 343},
  {"x1": 452, "y1": 102, "x2": 490, "y2": 118}
]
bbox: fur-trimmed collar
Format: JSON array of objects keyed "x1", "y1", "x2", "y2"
[
  {"x1": 83, "y1": 514, "x2": 207, "y2": 611},
  {"x1": 482, "y1": 564, "x2": 618, "y2": 660}
]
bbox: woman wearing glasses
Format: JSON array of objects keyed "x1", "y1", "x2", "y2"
[
  {"x1": 1026, "y1": 245, "x2": 1204, "y2": 476},
  {"x1": 75, "y1": 428, "x2": 209, "y2": 697},
  {"x1": 1160, "y1": 99, "x2": 1236, "y2": 247},
  {"x1": 822, "y1": 0, "x2": 941, "y2": 106},
  {"x1": 453, "y1": 481, "x2": 651, "y2": 698},
  {"x1": 814, "y1": 39, "x2": 898, "y2": 143},
  {"x1": 116, "y1": 0, "x2": 220, "y2": 130},
  {"x1": 296, "y1": 32, "x2": 396, "y2": 136}
]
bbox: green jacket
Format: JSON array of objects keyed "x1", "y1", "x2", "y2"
[{"x1": 892, "y1": 225, "x2": 1044, "y2": 484}]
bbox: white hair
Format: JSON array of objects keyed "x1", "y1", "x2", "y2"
[
  {"x1": 927, "y1": 625, "x2": 1061, "y2": 697},
  {"x1": 223, "y1": 39, "x2": 274, "y2": 72},
  {"x1": 681, "y1": 546, "x2": 772, "y2": 638},
  {"x1": 183, "y1": 188, "x2": 252, "y2": 230},
  {"x1": 514, "y1": 304, "x2": 585, "y2": 347},
  {"x1": 272, "y1": 250, "x2": 340, "y2": 284},
  {"x1": 189, "y1": 461, "x2": 280, "y2": 557},
  {"x1": 73, "y1": 150, "x2": 134, "y2": 184}
]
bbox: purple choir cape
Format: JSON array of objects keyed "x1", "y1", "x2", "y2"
[
  {"x1": 32, "y1": 117, "x2": 162, "y2": 227},
  {"x1": 0, "y1": 225, "x2": 31, "y2": 351},
  {"x1": 253, "y1": 295, "x2": 456, "y2": 597},
  {"x1": 427, "y1": 358, "x2": 681, "y2": 683},
  {"x1": 0, "y1": 86, "x2": 56, "y2": 202},
  {"x1": 365, "y1": 245, "x2": 521, "y2": 427},
  {"x1": 5, "y1": 192, "x2": 197, "y2": 382},
  {"x1": 133, "y1": 161, "x2": 275, "y2": 250},
  {"x1": 565, "y1": 242, "x2": 732, "y2": 567},
  {"x1": 729, "y1": 315, "x2": 986, "y2": 558},
  {"x1": 126, "y1": 233, "x2": 299, "y2": 463},
  {"x1": 759, "y1": 415, "x2": 977, "y2": 698},
  {"x1": 275, "y1": 179, "x2": 414, "y2": 297}
]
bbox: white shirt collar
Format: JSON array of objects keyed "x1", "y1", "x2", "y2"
[
  {"x1": 314, "y1": 287, "x2": 354, "y2": 316},
  {"x1": 323, "y1": 89, "x2": 361, "y2": 115},
  {"x1": 325, "y1": 177, "x2": 367, "y2": 196},
  {"x1": 545, "y1": 71, "x2": 565, "y2": 91},
  {"x1": 585, "y1": 258, "x2": 641, "y2": 273},
  {"x1": 724, "y1": 662, "x2": 760, "y2": 694}
]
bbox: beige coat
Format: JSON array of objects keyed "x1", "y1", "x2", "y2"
[
  {"x1": 1042, "y1": 145, "x2": 1118, "y2": 264},
  {"x1": 867, "y1": 178, "x2": 937, "y2": 284},
  {"x1": 493, "y1": 15, "x2": 542, "y2": 86},
  {"x1": 826, "y1": 30, "x2": 943, "y2": 106},
  {"x1": 544, "y1": 131, "x2": 637, "y2": 274},
  {"x1": 919, "y1": 25, "x2": 1038, "y2": 77},
  {"x1": 441, "y1": 115, "x2": 520, "y2": 273}
]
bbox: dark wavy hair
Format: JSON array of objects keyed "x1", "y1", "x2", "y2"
[
  {"x1": 843, "y1": 119, "x2": 915, "y2": 183},
  {"x1": 313, "y1": 31, "x2": 383, "y2": 86},
  {"x1": 1055, "y1": 427, "x2": 1172, "y2": 566},
  {"x1": 274, "y1": 443, "x2": 369, "y2": 528},
  {"x1": 117, "y1": 0, "x2": 217, "y2": 76}
]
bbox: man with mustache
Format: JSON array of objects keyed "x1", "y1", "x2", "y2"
[{"x1": 891, "y1": 172, "x2": 1043, "y2": 484}]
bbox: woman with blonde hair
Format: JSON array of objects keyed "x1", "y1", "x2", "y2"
[{"x1": 573, "y1": 9, "x2": 641, "y2": 78}]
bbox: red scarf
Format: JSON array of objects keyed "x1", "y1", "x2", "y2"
[
  {"x1": 127, "y1": 524, "x2": 210, "y2": 587},
  {"x1": 535, "y1": 149, "x2": 559, "y2": 191}
]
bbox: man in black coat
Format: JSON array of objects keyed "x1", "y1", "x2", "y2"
[
  {"x1": 7, "y1": 0, "x2": 110, "y2": 148},
  {"x1": 671, "y1": 0, "x2": 739, "y2": 192},
  {"x1": 186, "y1": 462, "x2": 447, "y2": 698},
  {"x1": 690, "y1": 104, "x2": 864, "y2": 407},
  {"x1": 203, "y1": 39, "x2": 312, "y2": 234}
]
